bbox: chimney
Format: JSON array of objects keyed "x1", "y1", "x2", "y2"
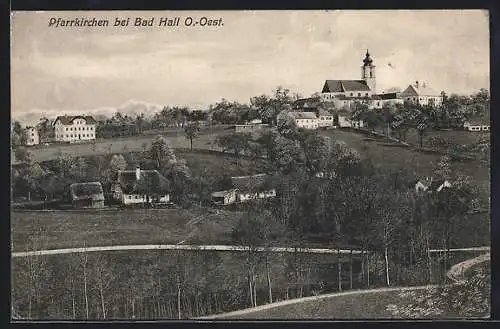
[
  {"x1": 136, "y1": 167, "x2": 141, "y2": 181},
  {"x1": 415, "y1": 81, "x2": 419, "y2": 89}
]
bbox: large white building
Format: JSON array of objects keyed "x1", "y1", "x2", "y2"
[
  {"x1": 53, "y1": 115, "x2": 97, "y2": 143},
  {"x1": 400, "y1": 81, "x2": 443, "y2": 106},
  {"x1": 24, "y1": 126, "x2": 39, "y2": 146}
]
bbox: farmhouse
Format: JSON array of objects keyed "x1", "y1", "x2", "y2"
[
  {"x1": 277, "y1": 111, "x2": 319, "y2": 130},
  {"x1": 317, "y1": 108, "x2": 335, "y2": 128},
  {"x1": 211, "y1": 189, "x2": 238, "y2": 205},
  {"x1": 111, "y1": 167, "x2": 171, "y2": 206},
  {"x1": 69, "y1": 182, "x2": 105, "y2": 208},
  {"x1": 337, "y1": 109, "x2": 365, "y2": 128},
  {"x1": 463, "y1": 119, "x2": 490, "y2": 132},
  {"x1": 53, "y1": 115, "x2": 97, "y2": 143},
  {"x1": 24, "y1": 126, "x2": 40, "y2": 146},
  {"x1": 211, "y1": 174, "x2": 276, "y2": 205},
  {"x1": 400, "y1": 81, "x2": 443, "y2": 106},
  {"x1": 428, "y1": 179, "x2": 452, "y2": 193},
  {"x1": 409, "y1": 178, "x2": 451, "y2": 194},
  {"x1": 232, "y1": 174, "x2": 276, "y2": 203}
]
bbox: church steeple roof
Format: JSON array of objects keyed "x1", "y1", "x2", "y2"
[{"x1": 363, "y1": 49, "x2": 374, "y2": 66}]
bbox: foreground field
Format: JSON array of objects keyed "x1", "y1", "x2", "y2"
[
  {"x1": 10, "y1": 208, "x2": 242, "y2": 252},
  {"x1": 209, "y1": 258, "x2": 490, "y2": 320},
  {"x1": 211, "y1": 286, "x2": 439, "y2": 319}
]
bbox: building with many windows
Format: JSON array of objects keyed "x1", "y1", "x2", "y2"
[
  {"x1": 400, "y1": 81, "x2": 443, "y2": 106},
  {"x1": 53, "y1": 115, "x2": 97, "y2": 143},
  {"x1": 24, "y1": 126, "x2": 39, "y2": 146}
]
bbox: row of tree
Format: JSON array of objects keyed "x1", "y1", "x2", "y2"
[{"x1": 348, "y1": 88, "x2": 490, "y2": 148}]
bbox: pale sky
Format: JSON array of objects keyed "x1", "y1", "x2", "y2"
[{"x1": 11, "y1": 10, "x2": 489, "y2": 122}]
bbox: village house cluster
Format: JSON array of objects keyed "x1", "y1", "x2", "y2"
[
  {"x1": 276, "y1": 50, "x2": 450, "y2": 130},
  {"x1": 68, "y1": 171, "x2": 276, "y2": 209},
  {"x1": 17, "y1": 51, "x2": 488, "y2": 148}
]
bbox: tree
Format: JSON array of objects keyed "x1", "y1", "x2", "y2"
[
  {"x1": 297, "y1": 131, "x2": 330, "y2": 176},
  {"x1": 374, "y1": 190, "x2": 407, "y2": 287},
  {"x1": 184, "y1": 122, "x2": 200, "y2": 151},
  {"x1": 70, "y1": 157, "x2": 89, "y2": 181},
  {"x1": 36, "y1": 117, "x2": 53, "y2": 142},
  {"x1": 54, "y1": 153, "x2": 77, "y2": 179},
  {"x1": 232, "y1": 209, "x2": 284, "y2": 306},
  {"x1": 109, "y1": 154, "x2": 128, "y2": 173},
  {"x1": 250, "y1": 86, "x2": 298, "y2": 125},
  {"x1": 215, "y1": 132, "x2": 253, "y2": 166},
  {"x1": 149, "y1": 135, "x2": 177, "y2": 170}
]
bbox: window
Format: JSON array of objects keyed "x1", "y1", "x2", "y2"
[
  {"x1": 365, "y1": 93, "x2": 369, "y2": 96},
  {"x1": 350, "y1": 93, "x2": 353, "y2": 96},
  {"x1": 65, "y1": 128, "x2": 68, "y2": 131},
  {"x1": 134, "y1": 195, "x2": 138, "y2": 199},
  {"x1": 358, "y1": 93, "x2": 361, "y2": 97},
  {"x1": 128, "y1": 196, "x2": 132, "y2": 199}
]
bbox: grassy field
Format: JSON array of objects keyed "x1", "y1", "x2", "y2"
[
  {"x1": 218, "y1": 287, "x2": 445, "y2": 319},
  {"x1": 22, "y1": 128, "x2": 229, "y2": 162},
  {"x1": 176, "y1": 149, "x2": 270, "y2": 177},
  {"x1": 320, "y1": 129, "x2": 490, "y2": 204},
  {"x1": 10, "y1": 208, "x2": 243, "y2": 252},
  {"x1": 405, "y1": 129, "x2": 488, "y2": 147}
]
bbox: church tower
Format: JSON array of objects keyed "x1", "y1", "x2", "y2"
[{"x1": 361, "y1": 49, "x2": 376, "y2": 93}]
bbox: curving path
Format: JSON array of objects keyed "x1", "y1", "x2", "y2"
[
  {"x1": 11, "y1": 244, "x2": 365, "y2": 258},
  {"x1": 446, "y1": 252, "x2": 490, "y2": 283},
  {"x1": 196, "y1": 285, "x2": 441, "y2": 320},
  {"x1": 197, "y1": 249, "x2": 491, "y2": 319}
]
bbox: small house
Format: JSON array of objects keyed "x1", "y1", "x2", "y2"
[
  {"x1": 428, "y1": 179, "x2": 452, "y2": 193},
  {"x1": 231, "y1": 174, "x2": 276, "y2": 202},
  {"x1": 463, "y1": 120, "x2": 489, "y2": 132},
  {"x1": 410, "y1": 179, "x2": 429, "y2": 193},
  {"x1": 317, "y1": 108, "x2": 334, "y2": 128},
  {"x1": 211, "y1": 173, "x2": 276, "y2": 205},
  {"x1": 211, "y1": 189, "x2": 238, "y2": 205},
  {"x1": 69, "y1": 182, "x2": 105, "y2": 208},
  {"x1": 277, "y1": 111, "x2": 319, "y2": 130},
  {"x1": 409, "y1": 178, "x2": 452, "y2": 194},
  {"x1": 112, "y1": 168, "x2": 171, "y2": 205},
  {"x1": 337, "y1": 109, "x2": 364, "y2": 128}
]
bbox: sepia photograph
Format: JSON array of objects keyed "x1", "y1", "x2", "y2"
[{"x1": 10, "y1": 10, "x2": 490, "y2": 320}]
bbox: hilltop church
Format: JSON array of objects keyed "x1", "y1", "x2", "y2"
[{"x1": 319, "y1": 50, "x2": 442, "y2": 109}]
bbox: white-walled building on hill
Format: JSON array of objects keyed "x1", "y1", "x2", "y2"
[
  {"x1": 53, "y1": 115, "x2": 97, "y2": 143},
  {"x1": 400, "y1": 81, "x2": 443, "y2": 106}
]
